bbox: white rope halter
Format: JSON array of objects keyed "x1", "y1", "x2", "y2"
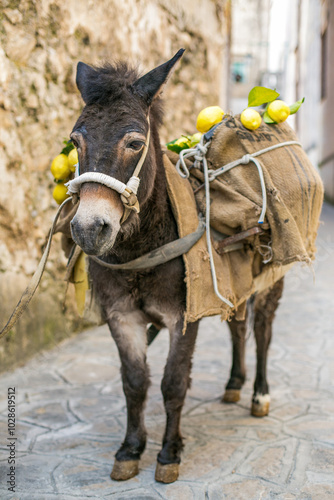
[{"x1": 66, "y1": 118, "x2": 151, "y2": 222}]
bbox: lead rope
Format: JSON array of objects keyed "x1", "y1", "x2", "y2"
[
  {"x1": 0, "y1": 197, "x2": 74, "y2": 340},
  {"x1": 176, "y1": 136, "x2": 302, "y2": 308}
]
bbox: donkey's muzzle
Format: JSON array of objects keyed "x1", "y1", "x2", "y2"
[{"x1": 70, "y1": 215, "x2": 113, "y2": 256}]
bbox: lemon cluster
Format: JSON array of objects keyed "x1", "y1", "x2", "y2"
[
  {"x1": 50, "y1": 147, "x2": 78, "y2": 204},
  {"x1": 167, "y1": 90, "x2": 304, "y2": 156},
  {"x1": 240, "y1": 87, "x2": 304, "y2": 131},
  {"x1": 241, "y1": 100, "x2": 291, "y2": 131}
]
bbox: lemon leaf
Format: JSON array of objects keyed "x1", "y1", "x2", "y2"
[
  {"x1": 166, "y1": 136, "x2": 191, "y2": 154},
  {"x1": 248, "y1": 87, "x2": 280, "y2": 107},
  {"x1": 167, "y1": 144, "x2": 183, "y2": 154},
  {"x1": 166, "y1": 138, "x2": 178, "y2": 146},
  {"x1": 166, "y1": 139, "x2": 184, "y2": 154},
  {"x1": 289, "y1": 97, "x2": 305, "y2": 115},
  {"x1": 263, "y1": 110, "x2": 276, "y2": 124},
  {"x1": 61, "y1": 139, "x2": 75, "y2": 156}
]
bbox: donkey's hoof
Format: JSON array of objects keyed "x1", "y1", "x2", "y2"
[
  {"x1": 110, "y1": 459, "x2": 139, "y2": 481},
  {"x1": 222, "y1": 389, "x2": 241, "y2": 403},
  {"x1": 251, "y1": 393, "x2": 270, "y2": 417},
  {"x1": 155, "y1": 462, "x2": 179, "y2": 483}
]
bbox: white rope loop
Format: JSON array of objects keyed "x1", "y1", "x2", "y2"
[
  {"x1": 176, "y1": 135, "x2": 211, "y2": 178},
  {"x1": 208, "y1": 140, "x2": 301, "y2": 223},
  {"x1": 178, "y1": 139, "x2": 302, "y2": 224},
  {"x1": 66, "y1": 172, "x2": 130, "y2": 196},
  {"x1": 210, "y1": 141, "x2": 302, "y2": 181},
  {"x1": 249, "y1": 157, "x2": 267, "y2": 224}
]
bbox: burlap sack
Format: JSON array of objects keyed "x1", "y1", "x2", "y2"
[{"x1": 164, "y1": 114, "x2": 324, "y2": 323}]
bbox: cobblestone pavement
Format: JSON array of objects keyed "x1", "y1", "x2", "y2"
[{"x1": 0, "y1": 203, "x2": 333, "y2": 500}]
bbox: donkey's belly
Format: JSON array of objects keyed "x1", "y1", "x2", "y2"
[{"x1": 143, "y1": 304, "x2": 181, "y2": 332}]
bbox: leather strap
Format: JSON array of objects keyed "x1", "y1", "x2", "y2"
[{"x1": 90, "y1": 216, "x2": 205, "y2": 270}]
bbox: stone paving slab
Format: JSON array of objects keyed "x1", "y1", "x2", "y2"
[{"x1": 0, "y1": 203, "x2": 334, "y2": 499}]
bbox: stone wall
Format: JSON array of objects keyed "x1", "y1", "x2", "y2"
[{"x1": 0, "y1": 0, "x2": 230, "y2": 372}]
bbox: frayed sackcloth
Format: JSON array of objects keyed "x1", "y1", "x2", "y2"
[{"x1": 163, "y1": 114, "x2": 324, "y2": 324}]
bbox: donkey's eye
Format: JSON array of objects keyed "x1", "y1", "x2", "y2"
[
  {"x1": 70, "y1": 131, "x2": 83, "y2": 150},
  {"x1": 127, "y1": 141, "x2": 144, "y2": 151}
]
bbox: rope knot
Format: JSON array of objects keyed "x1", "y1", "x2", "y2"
[
  {"x1": 208, "y1": 170, "x2": 215, "y2": 182},
  {"x1": 197, "y1": 143, "x2": 208, "y2": 155},
  {"x1": 120, "y1": 192, "x2": 140, "y2": 214},
  {"x1": 240, "y1": 154, "x2": 251, "y2": 164}
]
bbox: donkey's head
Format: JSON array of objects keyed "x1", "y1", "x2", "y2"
[{"x1": 69, "y1": 49, "x2": 184, "y2": 256}]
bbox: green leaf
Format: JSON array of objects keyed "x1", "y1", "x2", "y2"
[
  {"x1": 289, "y1": 97, "x2": 305, "y2": 115},
  {"x1": 166, "y1": 138, "x2": 177, "y2": 146},
  {"x1": 167, "y1": 143, "x2": 182, "y2": 154},
  {"x1": 263, "y1": 110, "x2": 276, "y2": 124},
  {"x1": 60, "y1": 139, "x2": 75, "y2": 156},
  {"x1": 248, "y1": 86, "x2": 280, "y2": 107},
  {"x1": 166, "y1": 136, "x2": 191, "y2": 154}
]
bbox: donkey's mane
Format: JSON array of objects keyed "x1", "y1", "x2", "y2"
[{"x1": 81, "y1": 61, "x2": 164, "y2": 126}]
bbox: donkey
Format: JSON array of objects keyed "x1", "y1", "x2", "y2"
[{"x1": 68, "y1": 50, "x2": 284, "y2": 483}]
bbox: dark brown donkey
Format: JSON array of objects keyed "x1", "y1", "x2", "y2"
[{"x1": 68, "y1": 50, "x2": 284, "y2": 483}]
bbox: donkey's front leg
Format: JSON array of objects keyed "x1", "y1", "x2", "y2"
[
  {"x1": 108, "y1": 311, "x2": 150, "y2": 481},
  {"x1": 155, "y1": 320, "x2": 199, "y2": 484}
]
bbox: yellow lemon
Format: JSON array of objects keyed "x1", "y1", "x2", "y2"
[
  {"x1": 196, "y1": 106, "x2": 224, "y2": 133},
  {"x1": 240, "y1": 108, "x2": 262, "y2": 130},
  {"x1": 52, "y1": 183, "x2": 69, "y2": 205},
  {"x1": 267, "y1": 100, "x2": 290, "y2": 123},
  {"x1": 68, "y1": 148, "x2": 79, "y2": 172},
  {"x1": 51, "y1": 154, "x2": 71, "y2": 180},
  {"x1": 190, "y1": 132, "x2": 202, "y2": 147}
]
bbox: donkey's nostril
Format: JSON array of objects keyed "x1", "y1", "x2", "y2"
[
  {"x1": 70, "y1": 216, "x2": 112, "y2": 255},
  {"x1": 100, "y1": 220, "x2": 110, "y2": 238}
]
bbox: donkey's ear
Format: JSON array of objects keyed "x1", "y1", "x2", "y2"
[
  {"x1": 76, "y1": 62, "x2": 99, "y2": 103},
  {"x1": 131, "y1": 49, "x2": 185, "y2": 105}
]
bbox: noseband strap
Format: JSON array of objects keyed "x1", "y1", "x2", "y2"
[{"x1": 65, "y1": 118, "x2": 151, "y2": 223}]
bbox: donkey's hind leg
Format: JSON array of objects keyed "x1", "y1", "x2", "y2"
[
  {"x1": 223, "y1": 314, "x2": 247, "y2": 403},
  {"x1": 252, "y1": 278, "x2": 284, "y2": 417},
  {"x1": 155, "y1": 320, "x2": 199, "y2": 484},
  {"x1": 108, "y1": 311, "x2": 150, "y2": 481}
]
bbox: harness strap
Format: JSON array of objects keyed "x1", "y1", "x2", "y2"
[{"x1": 90, "y1": 215, "x2": 205, "y2": 270}]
